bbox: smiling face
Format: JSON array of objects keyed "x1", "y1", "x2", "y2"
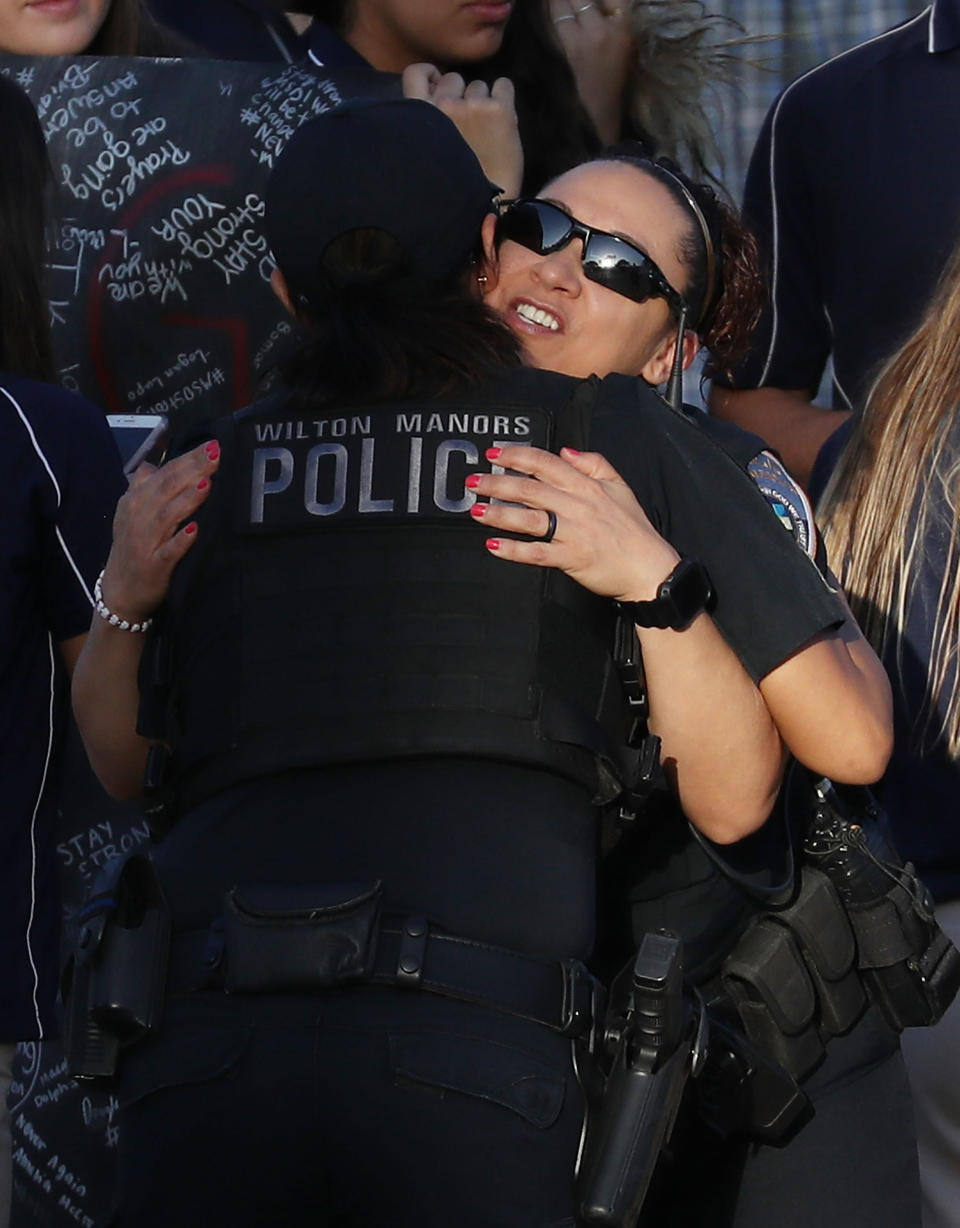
[
  {"x1": 0, "y1": 0, "x2": 112, "y2": 54},
  {"x1": 480, "y1": 161, "x2": 696, "y2": 383},
  {"x1": 345, "y1": 0, "x2": 512, "y2": 72}
]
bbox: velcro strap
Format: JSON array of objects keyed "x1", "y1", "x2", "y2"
[{"x1": 847, "y1": 888, "x2": 919, "y2": 969}]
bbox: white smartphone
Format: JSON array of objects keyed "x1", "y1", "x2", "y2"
[{"x1": 106, "y1": 414, "x2": 169, "y2": 477}]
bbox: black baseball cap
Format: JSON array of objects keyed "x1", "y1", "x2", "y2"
[{"x1": 264, "y1": 98, "x2": 500, "y2": 304}]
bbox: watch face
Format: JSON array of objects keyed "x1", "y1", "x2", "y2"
[{"x1": 665, "y1": 560, "x2": 711, "y2": 628}]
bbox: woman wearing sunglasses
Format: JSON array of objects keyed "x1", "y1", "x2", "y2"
[
  {"x1": 477, "y1": 154, "x2": 893, "y2": 789},
  {"x1": 475, "y1": 156, "x2": 919, "y2": 1227},
  {"x1": 72, "y1": 103, "x2": 904, "y2": 1227}
]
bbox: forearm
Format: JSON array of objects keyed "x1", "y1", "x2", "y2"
[
  {"x1": 708, "y1": 385, "x2": 850, "y2": 489},
  {"x1": 639, "y1": 611, "x2": 785, "y2": 844},
  {"x1": 758, "y1": 617, "x2": 893, "y2": 785},
  {"x1": 72, "y1": 616, "x2": 152, "y2": 800},
  {"x1": 70, "y1": 439, "x2": 219, "y2": 798},
  {"x1": 618, "y1": 540, "x2": 784, "y2": 844},
  {"x1": 471, "y1": 443, "x2": 785, "y2": 840}
]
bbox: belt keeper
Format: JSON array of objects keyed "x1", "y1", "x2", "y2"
[
  {"x1": 560, "y1": 959, "x2": 592, "y2": 1038},
  {"x1": 396, "y1": 916, "x2": 428, "y2": 987}
]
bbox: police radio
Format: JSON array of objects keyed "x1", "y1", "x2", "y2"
[{"x1": 804, "y1": 779, "x2": 960, "y2": 1031}]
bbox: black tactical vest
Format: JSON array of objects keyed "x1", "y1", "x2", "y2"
[{"x1": 140, "y1": 370, "x2": 644, "y2": 815}]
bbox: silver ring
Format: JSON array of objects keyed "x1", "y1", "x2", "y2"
[
  {"x1": 575, "y1": 3, "x2": 595, "y2": 11},
  {"x1": 538, "y1": 510, "x2": 558, "y2": 543},
  {"x1": 553, "y1": 13, "x2": 576, "y2": 21}
]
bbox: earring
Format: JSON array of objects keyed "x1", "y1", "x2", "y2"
[{"x1": 477, "y1": 273, "x2": 488, "y2": 286}]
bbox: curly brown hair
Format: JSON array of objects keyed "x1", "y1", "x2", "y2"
[{"x1": 598, "y1": 148, "x2": 765, "y2": 377}]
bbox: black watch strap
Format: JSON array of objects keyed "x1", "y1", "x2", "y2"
[{"x1": 617, "y1": 559, "x2": 713, "y2": 631}]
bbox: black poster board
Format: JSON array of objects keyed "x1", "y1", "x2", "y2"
[{"x1": 3, "y1": 53, "x2": 395, "y2": 428}]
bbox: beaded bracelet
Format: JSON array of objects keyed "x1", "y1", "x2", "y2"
[{"x1": 93, "y1": 570, "x2": 153, "y2": 634}]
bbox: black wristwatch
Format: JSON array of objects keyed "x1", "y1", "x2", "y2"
[{"x1": 617, "y1": 559, "x2": 713, "y2": 630}]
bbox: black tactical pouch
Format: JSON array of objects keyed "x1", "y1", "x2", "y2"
[
  {"x1": 769, "y1": 866, "x2": 866, "y2": 1037},
  {"x1": 64, "y1": 853, "x2": 171, "y2": 1080},
  {"x1": 222, "y1": 881, "x2": 382, "y2": 993},
  {"x1": 720, "y1": 919, "x2": 825, "y2": 1081}
]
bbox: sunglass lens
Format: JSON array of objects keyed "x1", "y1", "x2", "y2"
[
  {"x1": 582, "y1": 233, "x2": 656, "y2": 304},
  {"x1": 498, "y1": 202, "x2": 547, "y2": 253},
  {"x1": 499, "y1": 201, "x2": 572, "y2": 255}
]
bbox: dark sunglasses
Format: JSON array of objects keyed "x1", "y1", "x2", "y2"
[{"x1": 495, "y1": 198, "x2": 686, "y2": 315}]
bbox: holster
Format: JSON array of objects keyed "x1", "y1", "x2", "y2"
[
  {"x1": 577, "y1": 932, "x2": 695, "y2": 1228},
  {"x1": 222, "y1": 881, "x2": 382, "y2": 993},
  {"x1": 64, "y1": 852, "x2": 170, "y2": 1080},
  {"x1": 694, "y1": 1008, "x2": 812, "y2": 1145}
]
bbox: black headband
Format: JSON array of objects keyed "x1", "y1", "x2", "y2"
[{"x1": 653, "y1": 164, "x2": 717, "y2": 329}]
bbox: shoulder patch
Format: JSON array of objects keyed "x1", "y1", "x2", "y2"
[{"x1": 746, "y1": 451, "x2": 818, "y2": 560}]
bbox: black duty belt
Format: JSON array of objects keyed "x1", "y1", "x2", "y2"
[{"x1": 166, "y1": 915, "x2": 602, "y2": 1042}]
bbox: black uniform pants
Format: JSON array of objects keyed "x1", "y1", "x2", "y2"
[
  {"x1": 639, "y1": 1005, "x2": 921, "y2": 1228},
  {"x1": 107, "y1": 987, "x2": 586, "y2": 1228}
]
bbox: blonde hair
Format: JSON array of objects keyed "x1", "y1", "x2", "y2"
[
  {"x1": 820, "y1": 241, "x2": 960, "y2": 758},
  {"x1": 624, "y1": 1, "x2": 748, "y2": 180}
]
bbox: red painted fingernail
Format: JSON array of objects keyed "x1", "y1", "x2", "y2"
[
  {"x1": 564, "y1": 447, "x2": 581, "y2": 456},
  {"x1": 465, "y1": 474, "x2": 481, "y2": 490},
  {"x1": 486, "y1": 538, "x2": 501, "y2": 551},
  {"x1": 470, "y1": 504, "x2": 487, "y2": 518},
  {"x1": 196, "y1": 478, "x2": 210, "y2": 491},
  {"x1": 184, "y1": 522, "x2": 197, "y2": 535},
  {"x1": 204, "y1": 440, "x2": 220, "y2": 460},
  {"x1": 486, "y1": 447, "x2": 502, "y2": 460}
]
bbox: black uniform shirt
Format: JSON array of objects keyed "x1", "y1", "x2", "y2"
[{"x1": 587, "y1": 373, "x2": 844, "y2": 681}]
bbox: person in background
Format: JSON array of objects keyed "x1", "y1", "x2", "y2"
[
  {"x1": 708, "y1": 0, "x2": 960, "y2": 487},
  {"x1": 819, "y1": 239, "x2": 960, "y2": 1228},
  {"x1": 306, "y1": 0, "x2": 599, "y2": 194},
  {"x1": 0, "y1": 76, "x2": 125, "y2": 1228},
  {"x1": 145, "y1": 0, "x2": 310, "y2": 62},
  {"x1": 709, "y1": 0, "x2": 922, "y2": 198},
  {"x1": 0, "y1": 0, "x2": 185, "y2": 55},
  {"x1": 546, "y1": 0, "x2": 743, "y2": 180},
  {"x1": 149, "y1": 0, "x2": 595, "y2": 202}
]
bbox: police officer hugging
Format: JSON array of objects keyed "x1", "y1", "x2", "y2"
[{"x1": 110, "y1": 101, "x2": 636, "y2": 1228}]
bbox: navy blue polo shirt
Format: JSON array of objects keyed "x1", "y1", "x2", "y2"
[
  {"x1": 723, "y1": 0, "x2": 960, "y2": 413},
  {"x1": 305, "y1": 21, "x2": 377, "y2": 70},
  {"x1": 147, "y1": 0, "x2": 307, "y2": 62},
  {"x1": 0, "y1": 375, "x2": 124, "y2": 1041}
]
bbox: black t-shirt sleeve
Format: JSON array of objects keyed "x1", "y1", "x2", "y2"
[{"x1": 590, "y1": 378, "x2": 846, "y2": 681}]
